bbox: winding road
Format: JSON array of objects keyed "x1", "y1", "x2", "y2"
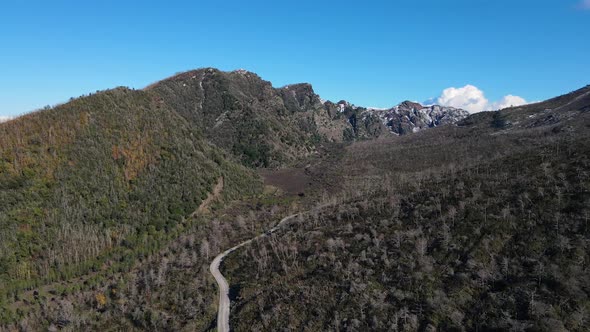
[{"x1": 209, "y1": 213, "x2": 299, "y2": 332}]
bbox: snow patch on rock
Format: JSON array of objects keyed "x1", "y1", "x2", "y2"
[{"x1": 362, "y1": 101, "x2": 469, "y2": 135}]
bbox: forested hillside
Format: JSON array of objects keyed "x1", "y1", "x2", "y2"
[{"x1": 0, "y1": 87, "x2": 260, "y2": 327}]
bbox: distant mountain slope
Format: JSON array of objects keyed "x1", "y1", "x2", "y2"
[{"x1": 457, "y1": 84, "x2": 590, "y2": 133}]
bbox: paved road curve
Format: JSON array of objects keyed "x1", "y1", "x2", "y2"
[{"x1": 209, "y1": 213, "x2": 299, "y2": 332}]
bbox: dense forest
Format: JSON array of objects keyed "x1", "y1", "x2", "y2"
[{"x1": 0, "y1": 69, "x2": 588, "y2": 331}]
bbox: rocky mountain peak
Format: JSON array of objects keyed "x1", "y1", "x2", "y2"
[
  {"x1": 398, "y1": 100, "x2": 424, "y2": 111},
  {"x1": 361, "y1": 102, "x2": 469, "y2": 135},
  {"x1": 279, "y1": 83, "x2": 321, "y2": 111}
]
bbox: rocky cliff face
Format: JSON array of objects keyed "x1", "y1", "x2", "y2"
[
  {"x1": 368, "y1": 102, "x2": 469, "y2": 135},
  {"x1": 323, "y1": 99, "x2": 469, "y2": 140}
]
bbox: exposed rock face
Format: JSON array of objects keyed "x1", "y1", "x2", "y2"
[
  {"x1": 325, "y1": 99, "x2": 470, "y2": 139},
  {"x1": 279, "y1": 83, "x2": 320, "y2": 112},
  {"x1": 368, "y1": 102, "x2": 470, "y2": 135}
]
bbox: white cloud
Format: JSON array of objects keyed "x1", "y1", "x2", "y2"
[
  {"x1": 434, "y1": 85, "x2": 489, "y2": 113},
  {"x1": 490, "y1": 95, "x2": 528, "y2": 111},
  {"x1": 0, "y1": 116, "x2": 13, "y2": 123},
  {"x1": 431, "y1": 85, "x2": 528, "y2": 113}
]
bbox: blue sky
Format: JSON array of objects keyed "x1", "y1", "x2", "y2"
[{"x1": 1, "y1": 0, "x2": 589, "y2": 117}]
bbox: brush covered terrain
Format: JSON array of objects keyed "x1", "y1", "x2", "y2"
[
  {"x1": 226, "y1": 89, "x2": 590, "y2": 330},
  {"x1": 0, "y1": 69, "x2": 588, "y2": 331}
]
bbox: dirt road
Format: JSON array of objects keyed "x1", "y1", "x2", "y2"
[{"x1": 209, "y1": 213, "x2": 299, "y2": 332}]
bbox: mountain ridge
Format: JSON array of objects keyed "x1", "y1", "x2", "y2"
[{"x1": 140, "y1": 68, "x2": 470, "y2": 167}]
